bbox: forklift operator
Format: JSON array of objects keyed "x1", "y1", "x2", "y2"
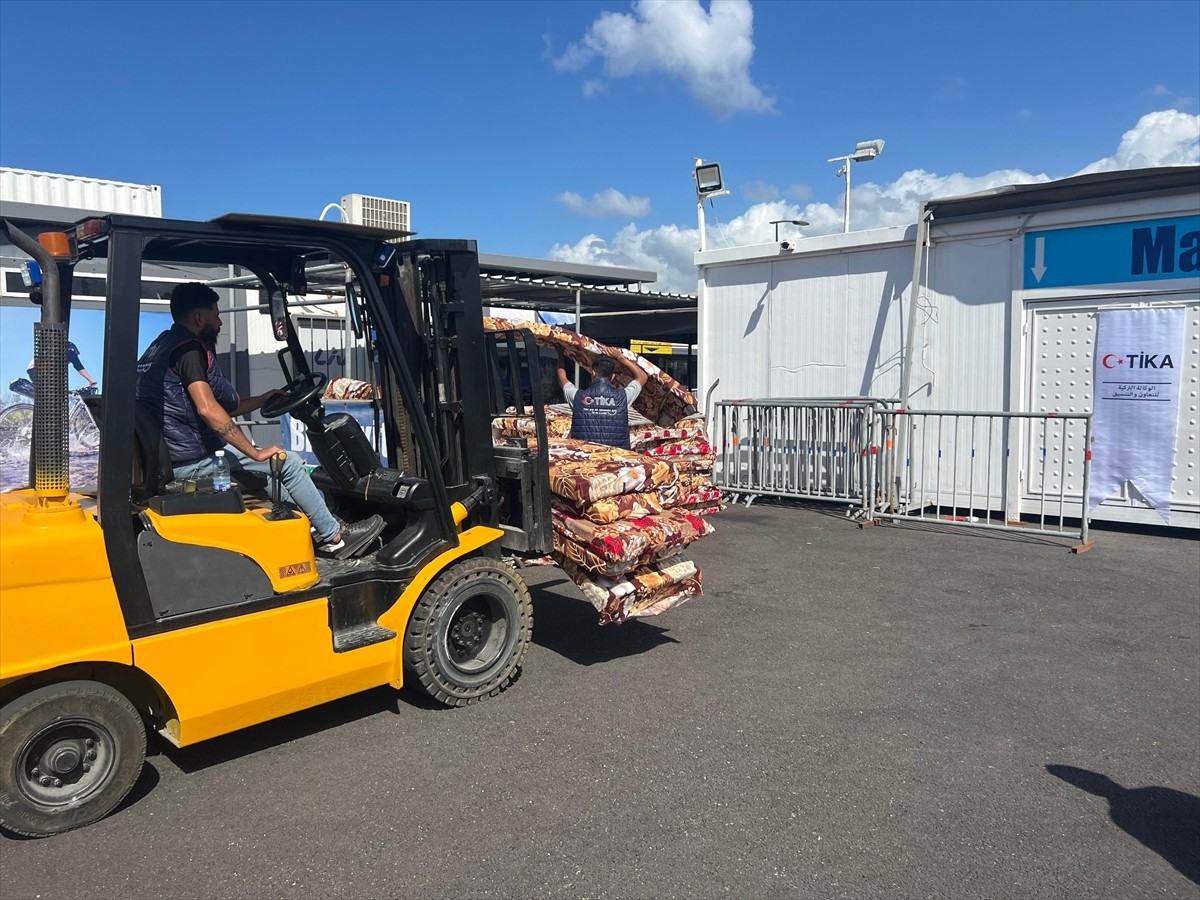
[{"x1": 135, "y1": 282, "x2": 385, "y2": 559}]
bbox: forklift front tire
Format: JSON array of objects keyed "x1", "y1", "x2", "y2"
[
  {"x1": 0, "y1": 680, "x2": 147, "y2": 838},
  {"x1": 403, "y1": 558, "x2": 533, "y2": 707}
]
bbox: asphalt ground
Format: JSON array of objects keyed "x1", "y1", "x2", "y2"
[{"x1": 2, "y1": 502, "x2": 1198, "y2": 899}]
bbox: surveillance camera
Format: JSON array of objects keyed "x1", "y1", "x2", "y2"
[{"x1": 780, "y1": 240, "x2": 795, "y2": 251}]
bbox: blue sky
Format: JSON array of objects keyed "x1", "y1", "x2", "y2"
[{"x1": 1, "y1": 0, "x2": 1198, "y2": 294}]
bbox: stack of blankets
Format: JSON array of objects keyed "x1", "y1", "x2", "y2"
[{"x1": 485, "y1": 317, "x2": 724, "y2": 625}]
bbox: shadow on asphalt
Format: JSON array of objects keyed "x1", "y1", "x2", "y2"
[
  {"x1": 1047, "y1": 764, "x2": 1200, "y2": 885},
  {"x1": 527, "y1": 578, "x2": 680, "y2": 666}
]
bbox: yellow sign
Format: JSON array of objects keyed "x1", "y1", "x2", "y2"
[{"x1": 631, "y1": 340, "x2": 675, "y2": 356}]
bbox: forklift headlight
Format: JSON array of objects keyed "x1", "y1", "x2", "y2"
[{"x1": 19, "y1": 259, "x2": 42, "y2": 288}]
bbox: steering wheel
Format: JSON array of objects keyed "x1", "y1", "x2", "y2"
[{"x1": 261, "y1": 372, "x2": 328, "y2": 419}]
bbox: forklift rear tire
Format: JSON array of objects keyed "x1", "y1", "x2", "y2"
[
  {"x1": 0, "y1": 680, "x2": 147, "y2": 838},
  {"x1": 403, "y1": 558, "x2": 533, "y2": 707}
]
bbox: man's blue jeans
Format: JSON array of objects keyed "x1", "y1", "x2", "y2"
[{"x1": 172, "y1": 448, "x2": 340, "y2": 542}]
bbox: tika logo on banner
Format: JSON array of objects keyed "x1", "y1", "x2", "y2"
[
  {"x1": 1089, "y1": 307, "x2": 1186, "y2": 522},
  {"x1": 278, "y1": 561, "x2": 313, "y2": 579},
  {"x1": 1100, "y1": 353, "x2": 1175, "y2": 369}
]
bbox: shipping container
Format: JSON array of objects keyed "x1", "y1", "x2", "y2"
[{"x1": 0, "y1": 167, "x2": 162, "y2": 217}]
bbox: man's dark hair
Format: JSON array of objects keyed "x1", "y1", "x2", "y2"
[
  {"x1": 170, "y1": 282, "x2": 220, "y2": 322},
  {"x1": 592, "y1": 356, "x2": 616, "y2": 378}
]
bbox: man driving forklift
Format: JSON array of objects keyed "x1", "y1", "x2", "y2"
[{"x1": 136, "y1": 282, "x2": 384, "y2": 559}]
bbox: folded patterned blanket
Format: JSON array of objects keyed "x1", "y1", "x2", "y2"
[
  {"x1": 548, "y1": 439, "x2": 677, "y2": 504},
  {"x1": 639, "y1": 438, "x2": 713, "y2": 458},
  {"x1": 492, "y1": 412, "x2": 573, "y2": 440},
  {"x1": 552, "y1": 507, "x2": 713, "y2": 575},
  {"x1": 561, "y1": 556, "x2": 703, "y2": 625},
  {"x1": 553, "y1": 490, "x2": 667, "y2": 525},
  {"x1": 483, "y1": 316, "x2": 698, "y2": 426},
  {"x1": 677, "y1": 488, "x2": 722, "y2": 508},
  {"x1": 630, "y1": 420, "x2": 710, "y2": 450},
  {"x1": 322, "y1": 377, "x2": 379, "y2": 400}
]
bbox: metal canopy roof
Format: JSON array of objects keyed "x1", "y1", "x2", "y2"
[
  {"x1": 479, "y1": 273, "x2": 695, "y2": 315},
  {"x1": 476, "y1": 251, "x2": 694, "y2": 316}
]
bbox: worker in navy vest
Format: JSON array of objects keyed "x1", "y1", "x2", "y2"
[
  {"x1": 557, "y1": 352, "x2": 648, "y2": 449},
  {"x1": 135, "y1": 283, "x2": 384, "y2": 559}
]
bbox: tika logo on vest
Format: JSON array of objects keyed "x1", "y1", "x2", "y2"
[
  {"x1": 1101, "y1": 352, "x2": 1175, "y2": 369},
  {"x1": 581, "y1": 395, "x2": 620, "y2": 407}
]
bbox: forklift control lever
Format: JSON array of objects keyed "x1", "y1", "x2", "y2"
[{"x1": 266, "y1": 451, "x2": 298, "y2": 520}]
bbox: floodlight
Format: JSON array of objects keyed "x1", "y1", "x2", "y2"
[
  {"x1": 694, "y1": 163, "x2": 724, "y2": 195},
  {"x1": 827, "y1": 138, "x2": 887, "y2": 232},
  {"x1": 850, "y1": 139, "x2": 885, "y2": 161}
]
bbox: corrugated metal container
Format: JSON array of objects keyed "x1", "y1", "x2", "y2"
[{"x1": 0, "y1": 167, "x2": 162, "y2": 216}]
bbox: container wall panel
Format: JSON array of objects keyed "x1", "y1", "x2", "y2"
[
  {"x1": 0, "y1": 168, "x2": 162, "y2": 217},
  {"x1": 921, "y1": 238, "x2": 1012, "y2": 411},
  {"x1": 701, "y1": 262, "x2": 771, "y2": 402}
]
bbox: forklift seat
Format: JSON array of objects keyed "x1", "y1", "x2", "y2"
[{"x1": 132, "y1": 405, "x2": 175, "y2": 498}]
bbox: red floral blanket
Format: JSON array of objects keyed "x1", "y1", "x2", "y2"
[{"x1": 552, "y1": 507, "x2": 713, "y2": 576}]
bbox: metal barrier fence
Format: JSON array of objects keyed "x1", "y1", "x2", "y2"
[
  {"x1": 866, "y1": 409, "x2": 1093, "y2": 547},
  {"x1": 710, "y1": 398, "x2": 1093, "y2": 548},
  {"x1": 712, "y1": 399, "x2": 893, "y2": 506}
]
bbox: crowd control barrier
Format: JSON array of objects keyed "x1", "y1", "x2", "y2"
[
  {"x1": 712, "y1": 398, "x2": 894, "y2": 507},
  {"x1": 711, "y1": 398, "x2": 1094, "y2": 549},
  {"x1": 866, "y1": 408, "x2": 1094, "y2": 548}
]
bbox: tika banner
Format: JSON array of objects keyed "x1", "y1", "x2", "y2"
[{"x1": 1089, "y1": 307, "x2": 1185, "y2": 522}]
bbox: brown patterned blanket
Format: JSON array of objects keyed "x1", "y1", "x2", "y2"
[
  {"x1": 547, "y1": 439, "x2": 678, "y2": 504},
  {"x1": 561, "y1": 557, "x2": 703, "y2": 625}
]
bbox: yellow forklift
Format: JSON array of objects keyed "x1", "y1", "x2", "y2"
[{"x1": 0, "y1": 213, "x2": 552, "y2": 837}]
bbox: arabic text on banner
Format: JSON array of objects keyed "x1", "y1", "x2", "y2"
[{"x1": 1088, "y1": 307, "x2": 1185, "y2": 522}]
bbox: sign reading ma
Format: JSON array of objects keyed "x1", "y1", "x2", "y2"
[{"x1": 1023, "y1": 215, "x2": 1199, "y2": 290}]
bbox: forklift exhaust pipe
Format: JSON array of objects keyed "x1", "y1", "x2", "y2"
[{"x1": 3, "y1": 221, "x2": 70, "y2": 504}]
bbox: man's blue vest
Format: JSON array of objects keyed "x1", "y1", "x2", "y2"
[
  {"x1": 569, "y1": 378, "x2": 631, "y2": 449},
  {"x1": 135, "y1": 324, "x2": 240, "y2": 463}
]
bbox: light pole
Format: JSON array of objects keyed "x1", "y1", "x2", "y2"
[
  {"x1": 827, "y1": 139, "x2": 885, "y2": 233},
  {"x1": 770, "y1": 219, "x2": 809, "y2": 241},
  {"x1": 693, "y1": 158, "x2": 730, "y2": 252}
]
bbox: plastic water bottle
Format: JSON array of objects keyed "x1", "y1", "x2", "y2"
[{"x1": 213, "y1": 450, "x2": 232, "y2": 491}]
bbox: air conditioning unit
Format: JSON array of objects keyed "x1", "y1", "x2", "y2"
[{"x1": 340, "y1": 193, "x2": 411, "y2": 234}]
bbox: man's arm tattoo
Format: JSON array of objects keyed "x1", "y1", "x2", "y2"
[{"x1": 216, "y1": 421, "x2": 240, "y2": 439}]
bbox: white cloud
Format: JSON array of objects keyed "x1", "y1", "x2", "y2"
[
  {"x1": 547, "y1": 109, "x2": 1200, "y2": 293},
  {"x1": 1074, "y1": 109, "x2": 1200, "y2": 174},
  {"x1": 552, "y1": 0, "x2": 773, "y2": 118},
  {"x1": 1148, "y1": 84, "x2": 1172, "y2": 96},
  {"x1": 555, "y1": 188, "x2": 652, "y2": 218},
  {"x1": 582, "y1": 79, "x2": 607, "y2": 98}
]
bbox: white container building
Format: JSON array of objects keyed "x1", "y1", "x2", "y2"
[{"x1": 696, "y1": 167, "x2": 1200, "y2": 528}]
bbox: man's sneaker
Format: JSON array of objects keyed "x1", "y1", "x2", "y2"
[{"x1": 317, "y1": 514, "x2": 385, "y2": 560}]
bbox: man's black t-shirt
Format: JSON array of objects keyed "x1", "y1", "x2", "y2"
[{"x1": 168, "y1": 343, "x2": 208, "y2": 389}]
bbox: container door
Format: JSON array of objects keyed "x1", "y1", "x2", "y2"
[{"x1": 1023, "y1": 295, "x2": 1200, "y2": 526}]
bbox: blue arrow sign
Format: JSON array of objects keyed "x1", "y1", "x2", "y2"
[{"x1": 1023, "y1": 214, "x2": 1200, "y2": 290}]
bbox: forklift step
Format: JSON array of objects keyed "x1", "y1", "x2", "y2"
[{"x1": 332, "y1": 623, "x2": 397, "y2": 654}]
